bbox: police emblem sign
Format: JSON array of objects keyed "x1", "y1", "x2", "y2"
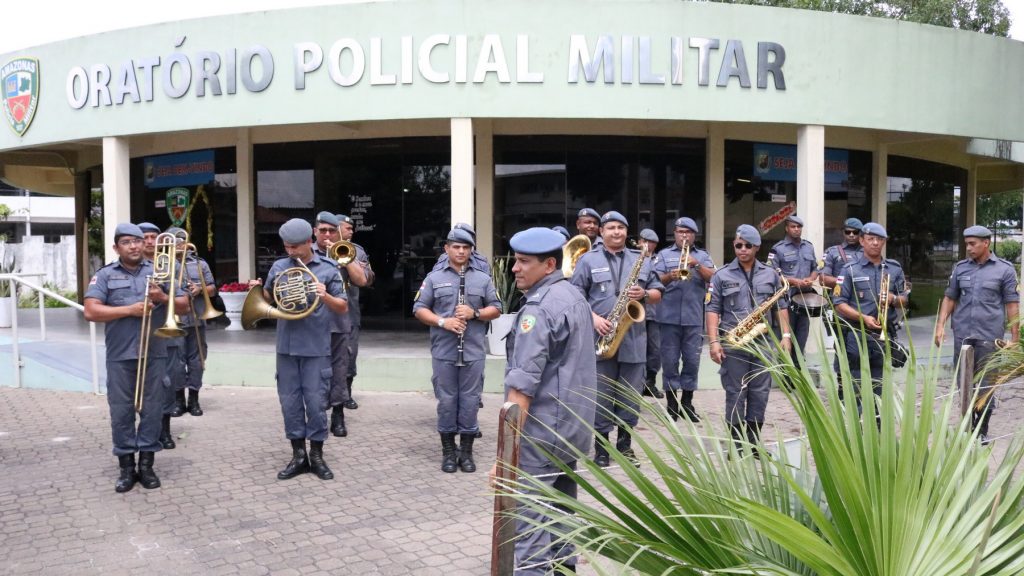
[{"x1": 2, "y1": 58, "x2": 39, "y2": 137}]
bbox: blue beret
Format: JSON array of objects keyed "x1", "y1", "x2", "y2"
[
  {"x1": 316, "y1": 211, "x2": 339, "y2": 226},
  {"x1": 600, "y1": 211, "x2": 628, "y2": 227},
  {"x1": 511, "y1": 227, "x2": 566, "y2": 255},
  {"x1": 279, "y1": 218, "x2": 313, "y2": 244},
  {"x1": 447, "y1": 227, "x2": 475, "y2": 247},
  {"x1": 454, "y1": 222, "x2": 477, "y2": 238},
  {"x1": 115, "y1": 223, "x2": 144, "y2": 240},
  {"x1": 137, "y1": 222, "x2": 160, "y2": 234},
  {"x1": 335, "y1": 214, "x2": 354, "y2": 225},
  {"x1": 551, "y1": 225, "x2": 571, "y2": 239},
  {"x1": 861, "y1": 222, "x2": 887, "y2": 239},
  {"x1": 736, "y1": 224, "x2": 761, "y2": 246},
  {"x1": 674, "y1": 217, "x2": 699, "y2": 233},
  {"x1": 164, "y1": 226, "x2": 187, "y2": 242},
  {"x1": 963, "y1": 225, "x2": 992, "y2": 238},
  {"x1": 639, "y1": 228, "x2": 658, "y2": 242},
  {"x1": 785, "y1": 214, "x2": 804, "y2": 227},
  {"x1": 577, "y1": 208, "x2": 600, "y2": 221},
  {"x1": 843, "y1": 218, "x2": 864, "y2": 231}
]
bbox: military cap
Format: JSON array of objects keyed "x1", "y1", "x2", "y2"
[
  {"x1": 454, "y1": 222, "x2": 477, "y2": 238},
  {"x1": 785, "y1": 214, "x2": 804, "y2": 227},
  {"x1": 316, "y1": 211, "x2": 340, "y2": 226},
  {"x1": 674, "y1": 217, "x2": 699, "y2": 233},
  {"x1": 843, "y1": 217, "x2": 864, "y2": 231},
  {"x1": 551, "y1": 225, "x2": 571, "y2": 239},
  {"x1": 963, "y1": 225, "x2": 993, "y2": 239},
  {"x1": 115, "y1": 223, "x2": 144, "y2": 240},
  {"x1": 447, "y1": 227, "x2": 475, "y2": 247},
  {"x1": 510, "y1": 227, "x2": 566, "y2": 255},
  {"x1": 861, "y1": 222, "x2": 887, "y2": 239},
  {"x1": 137, "y1": 222, "x2": 160, "y2": 234},
  {"x1": 577, "y1": 208, "x2": 600, "y2": 221},
  {"x1": 639, "y1": 228, "x2": 658, "y2": 242},
  {"x1": 600, "y1": 211, "x2": 628, "y2": 227},
  {"x1": 335, "y1": 214, "x2": 354, "y2": 225},
  {"x1": 736, "y1": 224, "x2": 761, "y2": 246},
  {"x1": 279, "y1": 218, "x2": 313, "y2": 244}
]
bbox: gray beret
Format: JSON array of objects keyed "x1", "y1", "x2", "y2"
[
  {"x1": 639, "y1": 228, "x2": 658, "y2": 242},
  {"x1": 335, "y1": 214, "x2": 354, "y2": 225},
  {"x1": 115, "y1": 223, "x2": 144, "y2": 240},
  {"x1": 279, "y1": 218, "x2": 313, "y2": 244},
  {"x1": 164, "y1": 226, "x2": 186, "y2": 240},
  {"x1": 600, "y1": 211, "x2": 628, "y2": 227},
  {"x1": 316, "y1": 211, "x2": 339, "y2": 226},
  {"x1": 137, "y1": 222, "x2": 160, "y2": 234},
  {"x1": 551, "y1": 225, "x2": 571, "y2": 239},
  {"x1": 675, "y1": 217, "x2": 699, "y2": 233},
  {"x1": 447, "y1": 227, "x2": 475, "y2": 247},
  {"x1": 861, "y1": 222, "x2": 888, "y2": 239},
  {"x1": 577, "y1": 208, "x2": 600, "y2": 221},
  {"x1": 736, "y1": 224, "x2": 762, "y2": 246},
  {"x1": 454, "y1": 222, "x2": 477, "y2": 238},
  {"x1": 843, "y1": 218, "x2": 864, "y2": 231},
  {"x1": 511, "y1": 227, "x2": 566, "y2": 255},
  {"x1": 963, "y1": 225, "x2": 993, "y2": 239},
  {"x1": 785, "y1": 214, "x2": 804, "y2": 227}
]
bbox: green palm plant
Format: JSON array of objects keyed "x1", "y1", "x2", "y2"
[{"x1": 491, "y1": 253, "x2": 521, "y2": 313}]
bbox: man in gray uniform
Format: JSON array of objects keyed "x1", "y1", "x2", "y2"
[
  {"x1": 706, "y1": 224, "x2": 791, "y2": 450},
  {"x1": 84, "y1": 223, "x2": 188, "y2": 492},
  {"x1": 575, "y1": 207, "x2": 602, "y2": 248},
  {"x1": 138, "y1": 222, "x2": 160, "y2": 261},
  {"x1": 252, "y1": 218, "x2": 349, "y2": 481},
  {"x1": 178, "y1": 240, "x2": 217, "y2": 417},
  {"x1": 935, "y1": 225, "x2": 1020, "y2": 443},
  {"x1": 489, "y1": 226, "x2": 597, "y2": 575},
  {"x1": 768, "y1": 215, "x2": 818, "y2": 362},
  {"x1": 638, "y1": 228, "x2": 665, "y2": 400},
  {"x1": 414, "y1": 228, "x2": 501, "y2": 473},
  {"x1": 336, "y1": 213, "x2": 375, "y2": 410},
  {"x1": 571, "y1": 211, "x2": 663, "y2": 466},
  {"x1": 160, "y1": 227, "x2": 189, "y2": 450},
  {"x1": 819, "y1": 218, "x2": 864, "y2": 341},
  {"x1": 655, "y1": 217, "x2": 715, "y2": 422},
  {"x1": 433, "y1": 222, "x2": 491, "y2": 274}
]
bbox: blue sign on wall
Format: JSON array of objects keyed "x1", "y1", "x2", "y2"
[
  {"x1": 144, "y1": 150, "x2": 215, "y2": 189},
  {"x1": 752, "y1": 143, "x2": 848, "y2": 185}
]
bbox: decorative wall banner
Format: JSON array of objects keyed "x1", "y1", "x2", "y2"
[
  {"x1": 759, "y1": 200, "x2": 796, "y2": 234},
  {"x1": 185, "y1": 185, "x2": 215, "y2": 251},
  {"x1": 753, "y1": 143, "x2": 849, "y2": 185},
  {"x1": 2, "y1": 58, "x2": 39, "y2": 137},
  {"x1": 144, "y1": 150, "x2": 215, "y2": 189}
]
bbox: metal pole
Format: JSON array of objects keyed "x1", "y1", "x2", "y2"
[{"x1": 37, "y1": 284, "x2": 45, "y2": 341}]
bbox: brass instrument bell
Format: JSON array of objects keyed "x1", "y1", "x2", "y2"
[
  {"x1": 328, "y1": 240, "x2": 356, "y2": 266},
  {"x1": 561, "y1": 235, "x2": 592, "y2": 278}
]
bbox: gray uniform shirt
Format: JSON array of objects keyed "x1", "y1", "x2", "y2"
[
  {"x1": 347, "y1": 243, "x2": 374, "y2": 327},
  {"x1": 314, "y1": 246, "x2": 352, "y2": 335},
  {"x1": 819, "y1": 242, "x2": 863, "y2": 278},
  {"x1": 178, "y1": 257, "x2": 215, "y2": 328},
  {"x1": 654, "y1": 244, "x2": 714, "y2": 326},
  {"x1": 945, "y1": 255, "x2": 1019, "y2": 341},
  {"x1": 413, "y1": 263, "x2": 501, "y2": 362},
  {"x1": 707, "y1": 259, "x2": 789, "y2": 333},
  {"x1": 266, "y1": 254, "x2": 346, "y2": 357},
  {"x1": 834, "y1": 254, "x2": 906, "y2": 333},
  {"x1": 505, "y1": 271, "x2": 597, "y2": 468},
  {"x1": 768, "y1": 237, "x2": 817, "y2": 295}
]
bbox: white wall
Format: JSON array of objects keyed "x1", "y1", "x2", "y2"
[{"x1": 8, "y1": 235, "x2": 78, "y2": 292}]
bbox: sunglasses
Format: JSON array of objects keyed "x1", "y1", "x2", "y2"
[
  {"x1": 733, "y1": 242, "x2": 755, "y2": 250},
  {"x1": 843, "y1": 229, "x2": 859, "y2": 235}
]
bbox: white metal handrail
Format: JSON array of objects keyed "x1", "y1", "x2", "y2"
[{"x1": 0, "y1": 273, "x2": 101, "y2": 395}]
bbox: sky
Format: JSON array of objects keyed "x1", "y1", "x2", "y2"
[{"x1": 0, "y1": 0, "x2": 1022, "y2": 55}]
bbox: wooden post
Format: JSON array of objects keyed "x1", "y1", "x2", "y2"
[
  {"x1": 959, "y1": 344, "x2": 975, "y2": 420},
  {"x1": 491, "y1": 402, "x2": 521, "y2": 576}
]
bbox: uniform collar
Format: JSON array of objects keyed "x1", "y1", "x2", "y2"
[
  {"x1": 970, "y1": 253, "x2": 995, "y2": 266},
  {"x1": 114, "y1": 258, "x2": 147, "y2": 274},
  {"x1": 844, "y1": 242, "x2": 862, "y2": 250},
  {"x1": 781, "y1": 236, "x2": 803, "y2": 247},
  {"x1": 526, "y1": 270, "x2": 563, "y2": 295},
  {"x1": 855, "y1": 253, "x2": 883, "y2": 267}
]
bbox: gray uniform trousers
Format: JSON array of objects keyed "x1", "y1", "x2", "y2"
[
  {"x1": 164, "y1": 343, "x2": 186, "y2": 414},
  {"x1": 514, "y1": 461, "x2": 578, "y2": 575},
  {"x1": 658, "y1": 324, "x2": 703, "y2": 392},
  {"x1": 107, "y1": 358, "x2": 167, "y2": 456},
  {"x1": 183, "y1": 327, "x2": 207, "y2": 390},
  {"x1": 276, "y1": 354, "x2": 331, "y2": 442},
  {"x1": 430, "y1": 358, "x2": 484, "y2": 434},
  {"x1": 835, "y1": 329, "x2": 886, "y2": 395},
  {"x1": 645, "y1": 320, "x2": 661, "y2": 376},
  {"x1": 329, "y1": 332, "x2": 352, "y2": 406},
  {"x1": 719, "y1": 347, "x2": 772, "y2": 425},
  {"x1": 347, "y1": 325, "x2": 360, "y2": 378},
  {"x1": 595, "y1": 359, "x2": 645, "y2": 433},
  {"x1": 785, "y1": 304, "x2": 811, "y2": 363}
]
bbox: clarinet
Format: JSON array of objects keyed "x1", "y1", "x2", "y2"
[{"x1": 455, "y1": 266, "x2": 467, "y2": 367}]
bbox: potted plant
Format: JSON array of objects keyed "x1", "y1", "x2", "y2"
[
  {"x1": 487, "y1": 254, "x2": 520, "y2": 356},
  {"x1": 218, "y1": 282, "x2": 250, "y2": 331},
  {"x1": 0, "y1": 232, "x2": 15, "y2": 328}
]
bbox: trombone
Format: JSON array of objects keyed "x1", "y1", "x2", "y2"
[
  {"x1": 135, "y1": 232, "x2": 186, "y2": 413},
  {"x1": 328, "y1": 240, "x2": 356, "y2": 266},
  {"x1": 178, "y1": 243, "x2": 222, "y2": 369}
]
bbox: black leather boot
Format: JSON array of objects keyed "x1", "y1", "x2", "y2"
[
  {"x1": 681, "y1": 390, "x2": 701, "y2": 422},
  {"x1": 308, "y1": 440, "x2": 334, "y2": 480},
  {"x1": 330, "y1": 406, "x2": 348, "y2": 437},
  {"x1": 616, "y1": 428, "x2": 640, "y2": 467},
  {"x1": 187, "y1": 389, "x2": 203, "y2": 416},
  {"x1": 278, "y1": 439, "x2": 310, "y2": 480},
  {"x1": 644, "y1": 372, "x2": 664, "y2": 399},
  {"x1": 114, "y1": 454, "x2": 137, "y2": 493},
  {"x1": 459, "y1": 433, "x2": 477, "y2": 473},
  {"x1": 159, "y1": 414, "x2": 176, "y2": 449},
  {"x1": 729, "y1": 423, "x2": 745, "y2": 457},
  {"x1": 665, "y1": 390, "x2": 680, "y2": 421},
  {"x1": 593, "y1": 432, "x2": 610, "y2": 467},
  {"x1": 137, "y1": 451, "x2": 161, "y2": 489},
  {"x1": 343, "y1": 377, "x2": 358, "y2": 410},
  {"x1": 440, "y1": 432, "x2": 459, "y2": 473},
  {"x1": 746, "y1": 420, "x2": 764, "y2": 460},
  {"x1": 973, "y1": 408, "x2": 993, "y2": 445},
  {"x1": 170, "y1": 389, "x2": 186, "y2": 417}
]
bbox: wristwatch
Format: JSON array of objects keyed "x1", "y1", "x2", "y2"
[
  {"x1": 437, "y1": 318, "x2": 445, "y2": 328},
  {"x1": 472, "y1": 308, "x2": 480, "y2": 320}
]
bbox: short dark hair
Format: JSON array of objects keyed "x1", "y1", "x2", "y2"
[{"x1": 541, "y1": 249, "x2": 562, "y2": 269}]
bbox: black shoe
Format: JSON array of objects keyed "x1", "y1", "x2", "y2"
[
  {"x1": 459, "y1": 433, "x2": 477, "y2": 473},
  {"x1": 344, "y1": 377, "x2": 358, "y2": 409},
  {"x1": 278, "y1": 439, "x2": 310, "y2": 480},
  {"x1": 729, "y1": 423, "x2": 745, "y2": 457},
  {"x1": 159, "y1": 415, "x2": 176, "y2": 450},
  {"x1": 616, "y1": 428, "x2": 640, "y2": 468},
  {"x1": 114, "y1": 454, "x2": 137, "y2": 493},
  {"x1": 441, "y1": 432, "x2": 459, "y2": 473},
  {"x1": 187, "y1": 389, "x2": 203, "y2": 416},
  {"x1": 746, "y1": 420, "x2": 764, "y2": 460},
  {"x1": 665, "y1": 391, "x2": 680, "y2": 422},
  {"x1": 137, "y1": 452, "x2": 161, "y2": 489},
  {"x1": 330, "y1": 406, "x2": 348, "y2": 437},
  {"x1": 474, "y1": 430, "x2": 483, "y2": 439},
  {"x1": 645, "y1": 372, "x2": 664, "y2": 399},
  {"x1": 170, "y1": 389, "x2": 186, "y2": 417},
  {"x1": 680, "y1": 390, "x2": 701, "y2": 423},
  {"x1": 593, "y1": 432, "x2": 610, "y2": 467},
  {"x1": 308, "y1": 441, "x2": 334, "y2": 480}
]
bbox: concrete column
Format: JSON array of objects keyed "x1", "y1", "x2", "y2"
[
  {"x1": 706, "y1": 124, "x2": 725, "y2": 266},
  {"x1": 796, "y1": 125, "x2": 825, "y2": 255},
  {"x1": 965, "y1": 158, "x2": 978, "y2": 227},
  {"x1": 236, "y1": 128, "x2": 256, "y2": 282},
  {"x1": 450, "y1": 118, "x2": 474, "y2": 228},
  {"x1": 74, "y1": 170, "x2": 92, "y2": 301},
  {"x1": 474, "y1": 119, "x2": 494, "y2": 261},
  {"x1": 101, "y1": 137, "x2": 131, "y2": 263},
  {"x1": 872, "y1": 143, "x2": 888, "y2": 226}
]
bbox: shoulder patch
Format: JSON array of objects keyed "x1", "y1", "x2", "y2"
[
  {"x1": 89, "y1": 275, "x2": 98, "y2": 285},
  {"x1": 520, "y1": 314, "x2": 537, "y2": 333}
]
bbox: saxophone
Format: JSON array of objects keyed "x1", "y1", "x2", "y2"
[
  {"x1": 596, "y1": 245, "x2": 648, "y2": 359},
  {"x1": 723, "y1": 270, "x2": 789, "y2": 348}
]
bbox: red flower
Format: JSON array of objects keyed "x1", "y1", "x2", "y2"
[{"x1": 219, "y1": 282, "x2": 250, "y2": 293}]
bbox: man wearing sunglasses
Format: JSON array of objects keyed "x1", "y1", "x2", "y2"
[
  {"x1": 706, "y1": 225, "x2": 791, "y2": 453},
  {"x1": 768, "y1": 215, "x2": 818, "y2": 361},
  {"x1": 818, "y1": 218, "x2": 865, "y2": 343}
]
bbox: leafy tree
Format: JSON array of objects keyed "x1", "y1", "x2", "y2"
[{"x1": 978, "y1": 190, "x2": 1023, "y2": 230}]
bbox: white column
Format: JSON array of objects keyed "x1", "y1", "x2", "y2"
[
  {"x1": 450, "y1": 118, "x2": 474, "y2": 228},
  {"x1": 872, "y1": 143, "x2": 888, "y2": 226},
  {"x1": 102, "y1": 137, "x2": 131, "y2": 263},
  {"x1": 474, "y1": 119, "x2": 494, "y2": 261},
  {"x1": 236, "y1": 128, "x2": 256, "y2": 282},
  {"x1": 796, "y1": 125, "x2": 825, "y2": 255},
  {"x1": 706, "y1": 125, "x2": 725, "y2": 266}
]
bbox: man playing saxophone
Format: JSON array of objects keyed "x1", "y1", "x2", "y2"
[
  {"x1": 706, "y1": 225, "x2": 790, "y2": 452},
  {"x1": 571, "y1": 211, "x2": 663, "y2": 466}
]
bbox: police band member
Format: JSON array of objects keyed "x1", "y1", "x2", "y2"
[
  {"x1": 160, "y1": 227, "x2": 189, "y2": 451},
  {"x1": 934, "y1": 225, "x2": 1020, "y2": 443},
  {"x1": 414, "y1": 228, "x2": 501, "y2": 473},
  {"x1": 571, "y1": 211, "x2": 663, "y2": 466},
  {"x1": 833, "y1": 222, "x2": 908, "y2": 396},
  {"x1": 177, "y1": 235, "x2": 217, "y2": 417},
  {"x1": 138, "y1": 222, "x2": 160, "y2": 261},
  {"x1": 818, "y1": 218, "x2": 865, "y2": 341},
  {"x1": 251, "y1": 218, "x2": 349, "y2": 481},
  {"x1": 575, "y1": 208, "x2": 602, "y2": 247},
  {"x1": 84, "y1": 223, "x2": 188, "y2": 493},
  {"x1": 552, "y1": 225, "x2": 571, "y2": 240},
  {"x1": 638, "y1": 228, "x2": 665, "y2": 400},
  {"x1": 336, "y1": 213, "x2": 375, "y2": 410},
  {"x1": 490, "y1": 227, "x2": 597, "y2": 575},
  {"x1": 433, "y1": 222, "x2": 491, "y2": 274},
  {"x1": 768, "y1": 215, "x2": 818, "y2": 361},
  {"x1": 706, "y1": 225, "x2": 791, "y2": 450},
  {"x1": 655, "y1": 217, "x2": 714, "y2": 422}
]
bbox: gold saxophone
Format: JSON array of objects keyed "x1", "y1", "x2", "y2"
[
  {"x1": 723, "y1": 270, "x2": 789, "y2": 348},
  {"x1": 596, "y1": 245, "x2": 648, "y2": 359}
]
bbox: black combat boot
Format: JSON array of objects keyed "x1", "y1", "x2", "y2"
[
  {"x1": 973, "y1": 408, "x2": 993, "y2": 446},
  {"x1": 277, "y1": 439, "x2": 310, "y2": 480},
  {"x1": 159, "y1": 414, "x2": 176, "y2": 449},
  {"x1": 187, "y1": 389, "x2": 203, "y2": 416},
  {"x1": 616, "y1": 428, "x2": 640, "y2": 467},
  {"x1": 459, "y1": 433, "x2": 477, "y2": 473},
  {"x1": 440, "y1": 432, "x2": 459, "y2": 473},
  {"x1": 330, "y1": 406, "x2": 348, "y2": 437},
  {"x1": 137, "y1": 451, "x2": 161, "y2": 489},
  {"x1": 114, "y1": 454, "x2": 137, "y2": 493},
  {"x1": 593, "y1": 432, "x2": 610, "y2": 467},
  {"x1": 343, "y1": 377, "x2": 359, "y2": 409},
  {"x1": 746, "y1": 420, "x2": 764, "y2": 460},
  {"x1": 665, "y1": 390, "x2": 680, "y2": 421},
  {"x1": 170, "y1": 389, "x2": 186, "y2": 417},
  {"x1": 729, "y1": 422, "x2": 745, "y2": 457},
  {"x1": 308, "y1": 440, "x2": 334, "y2": 480},
  {"x1": 680, "y1": 390, "x2": 701, "y2": 423},
  {"x1": 644, "y1": 371, "x2": 664, "y2": 399}
]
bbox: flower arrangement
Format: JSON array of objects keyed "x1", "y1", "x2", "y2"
[{"x1": 219, "y1": 282, "x2": 250, "y2": 293}]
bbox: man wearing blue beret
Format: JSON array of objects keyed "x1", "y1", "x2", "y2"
[
  {"x1": 575, "y1": 208, "x2": 602, "y2": 248},
  {"x1": 768, "y1": 214, "x2": 818, "y2": 362},
  {"x1": 138, "y1": 222, "x2": 160, "y2": 262},
  {"x1": 935, "y1": 225, "x2": 1019, "y2": 444},
  {"x1": 819, "y1": 217, "x2": 865, "y2": 343},
  {"x1": 334, "y1": 213, "x2": 375, "y2": 411},
  {"x1": 637, "y1": 228, "x2": 665, "y2": 401}
]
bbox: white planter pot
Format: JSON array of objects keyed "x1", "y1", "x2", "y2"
[
  {"x1": 487, "y1": 313, "x2": 517, "y2": 356},
  {"x1": 220, "y1": 292, "x2": 247, "y2": 331},
  {"x1": 0, "y1": 296, "x2": 12, "y2": 328}
]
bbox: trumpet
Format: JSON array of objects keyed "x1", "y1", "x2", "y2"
[
  {"x1": 135, "y1": 232, "x2": 186, "y2": 413},
  {"x1": 328, "y1": 240, "x2": 356, "y2": 266},
  {"x1": 677, "y1": 242, "x2": 691, "y2": 281},
  {"x1": 561, "y1": 235, "x2": 592, "y2": 278},
  {"x1": 241, "y1": 258, "x2": 321, "y2": 329}
]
